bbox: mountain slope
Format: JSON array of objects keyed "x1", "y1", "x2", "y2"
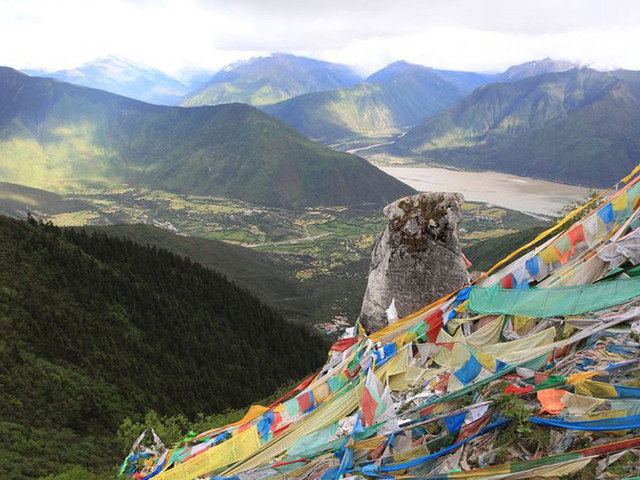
[
  {"x1": 0, "y1": 215, "x2": 327, "y2": 478},
  {"x1": 0, "y1": 181, "x2": 91, "y2": 218},
  {"x1": 82, "y1": 223, "x2": 370, "y2": 325},
  {"x1": 0, "y1": 67, "x2": 414, "y2": 208},
  {"x1": 395, "y1": 68, "x2": 640, "y2": 187},
  {"x1": 263, "y1": 62, "x2": 472, "y2": 143},
  {"x1": 24, "y1": 56, "x2": 189, "y2": 105},
  {"x1": 182, "y1": 53, "x2": 362, "y2": 107},
  {"x1": 497, "y1": 57, "x2": 578, "y2": 82}
]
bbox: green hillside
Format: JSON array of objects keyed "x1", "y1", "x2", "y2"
[
  {"x1": 83, "y1": 223, "x2": 369, "y2": 325},
  {"x1": 181, "y1": 53, "x2": 361, "y2": 107},
  {"x1": 0, "y1": 67, "x2": 413, "y2": 209},
  {"x1": 395, "y1": 68, "x2": 640, "y2": 187},
  {"x1": 0, "y1": 216, "x2": 326, "y2": 478},
  {"x1": 263, "y1": 62, "x2": 468, "y2": 144}
]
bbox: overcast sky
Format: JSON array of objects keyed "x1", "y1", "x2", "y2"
[{"x1": 2, "y1": 0, "x2": 640, "y2": 77}]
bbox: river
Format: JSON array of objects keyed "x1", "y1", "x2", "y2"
[{"x1": 379, "y1": 166, "x2": 596, "y2": 217}]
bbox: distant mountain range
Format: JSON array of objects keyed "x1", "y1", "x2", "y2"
[
  {"x1": 181, "y1": 53, "x2": 362, "y2": 107},
  {"x1": 20, "y1": 55, "x2": 583, "y2": 114},
  {"x1": 263, "y1": 61, "x2": 494, "y2": 144},
  {"x1": 497, "y1": 57, "x2": 579, "y2": 82},
  {"x1": 24, "y1": 56, "x2": 197, "y2": 105},
  {"x1": 394, "y1": 68, "x2": 640, "y2": 187},
  {"x1": 0, "y1": 67, "x2": 414, "y2": 208},
  {"x1": 11, "y1": 54, "x2": 632, "y2": 189}
]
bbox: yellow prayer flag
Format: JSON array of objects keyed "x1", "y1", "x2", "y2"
[
  {"x1": 574, "y1": 380, "x2": 618, "y2": 398},
  {"x1": 539, "y1": 245, "x2": 559, "y2": 264},
  {"x1": 612, "y1": 191, "x2": 629, "y2": 211},
  {"x1": 156, "y1": 425, "x2": 262, "y2": 480}
]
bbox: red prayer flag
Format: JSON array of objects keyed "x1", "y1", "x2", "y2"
[
  {"x1": 568, "y1": 224, "x2": 586, "y2": 246},
  {"x1": 534, "y1": 372, "x2": 549, "y2": 385},
  {"x1": 500, "y1": 274, "x2": 514, "y2": 289},
  {"x1": 330, "y1": 337, "x2": 358, "y2": 352},
  {"x1": 361, "y1": 387, "x2": 378, "y2": 427},
  {"x1": 296, "y1": 391, "x2": 313, "y2": 413},
  {"x1": 425, "y1": 309, "x2": 444, "y2": 343},
  {"x1": 435, "y1": 342, "x2": 455, "y2": 351},
  {"x1": 504, "y1": 385, "x2": 534, "y2": 395}
]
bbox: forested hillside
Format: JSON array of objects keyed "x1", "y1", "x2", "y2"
[{"x1": 0, "y1": 216, "x2": 326, "y2": 478}]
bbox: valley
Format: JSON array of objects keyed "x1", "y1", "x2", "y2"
[
  {"x1": 378, "y1": 164, "x2": 595, "y2": 216},
  {"x1": 1, "y1": 181, "x2": 543, "y2": 331}
]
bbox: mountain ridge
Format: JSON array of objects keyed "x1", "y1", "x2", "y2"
[
  {"x1": 182, "y1": 53, "x2": 362, "y2": 107},
  {"x1": 394, "y1": 68, "x2": 640, "y2": 187},
  {"x1": 24, "y1": 56, "x2": 190, "y2": 105},
  {"x1": 0, "y1": 66, "x2": 414, "y2": 209},
  {"x1": 497, "y1": 57, "x2": 579, "y2": 82},
  {"x1": 263, "y1": 61, "x2": 485, "y2": 144}
]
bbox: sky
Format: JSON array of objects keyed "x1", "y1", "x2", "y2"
[{"x1": 2, "y1": 0, "x2": 640, "y2": 77}]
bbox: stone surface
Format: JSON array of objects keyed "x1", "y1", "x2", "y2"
[{"x1": 359, "y1": 192, "x2": 469, "y2": 333}]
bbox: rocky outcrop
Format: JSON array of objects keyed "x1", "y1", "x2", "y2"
[{"x1": 359, "y1": 192, "x2": 469, "y2": 333}]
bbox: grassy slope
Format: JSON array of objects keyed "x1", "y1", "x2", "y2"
[
  {"x1": 0, "y1": 216, "x2": 327, "y2": 478},
  {"x1": 396, "y1": 68, "x2": 640, "y2": 187},
  {"x1": 0, "y1": 67, "x2": 414, "y2": 209}
]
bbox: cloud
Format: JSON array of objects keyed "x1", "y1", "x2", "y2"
[{"x1": 1, "y1": 0, "x2": 640, "y2": 75}]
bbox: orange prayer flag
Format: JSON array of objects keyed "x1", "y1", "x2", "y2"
[{"x1": 537, "y1": 388, "x2": 567, "y2": 415}]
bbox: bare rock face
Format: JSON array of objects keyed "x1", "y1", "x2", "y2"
[{"x1": 359, "y1": 192, "x2": 469, "y2": 333}]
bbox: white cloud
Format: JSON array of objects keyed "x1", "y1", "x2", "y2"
[{"x1": 1, "y1": 0, "x2": 640, "y2": 76}]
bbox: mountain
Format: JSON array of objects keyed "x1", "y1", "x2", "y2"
[
  {"x1": 264, "y1": 61, "x2": 485, "y2": 144},
  {"x1": 366, "y1": 61, "x2": 495, "y2": 93},
  {"x1": 394, "y1": 68, "x2": 640, "y2": 187},
  {"x1": 0, "y1": 67, "x2": 414, "y2": 209},
  {"x1": 181, "y1": 53, "x2": 362, "y2": 107},
  {"x1": 174, "y1": 67, "x2": 218, "y2": 91},
  {"x1": 497, "y1": 57, "x2": 579, "y2": 82},
  {"x1": 0, "y1": 215, "x2": 327, "y2": 478},
  {"x1": 24, "y1": 56, "x2": 189, "y2": 105}
]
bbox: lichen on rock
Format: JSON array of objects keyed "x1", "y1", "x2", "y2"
[{"x1": 360, "y1": 192, "x2": 470, "y2": 333}]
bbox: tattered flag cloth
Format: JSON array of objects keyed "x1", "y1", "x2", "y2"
[
  {"x1": 468, "y1": 276, "x2": 640, "y2": 317},
  {"x1": 121, "y1": 163, "x2": 640, "y2": 480},
  {"x1": 531, "y1": 414, "x2": 640, "y2": 431}
]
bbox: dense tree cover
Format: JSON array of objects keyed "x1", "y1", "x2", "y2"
[{"x1": 0, "y1": 216, "x2": 327, "y2": 478}]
